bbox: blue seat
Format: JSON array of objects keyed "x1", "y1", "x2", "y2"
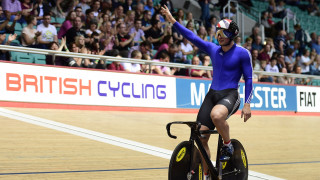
[{"x1": 30, "y1": 53, "x2": 46, "y2": 64}]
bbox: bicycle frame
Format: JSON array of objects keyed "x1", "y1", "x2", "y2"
[{"x1": 166, "y1": 121, "x2": 223, "y2": 179}]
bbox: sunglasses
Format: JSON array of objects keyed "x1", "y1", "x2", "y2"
[{"x1": 215, "y1": 29, "x2": 233, "y2": 39}]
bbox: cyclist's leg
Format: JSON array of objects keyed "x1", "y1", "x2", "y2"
[{"x1": 196, "y1": 89, "x2": 216, "y2": 175}]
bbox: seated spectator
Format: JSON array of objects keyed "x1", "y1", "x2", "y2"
[
  {"x1": 76, "y1": 0, "x2": 90, "y2": 15},
  {"x1": 123, "y1": 0, "x2": 134, "y2": 13},
  {"x1": 145, "y1": 19, "x2": 165, "y2": 50},
  {"x1": 36, "y1": 12, "x2": 58, "y2": 49},
  {"x1": 129, "y1": 40, "x2": 152, "y2": 58},
  {"x1": 46, "y1": 37, "x2": 69, "y2": 65},
  {"x1": 284, "y1": 48, "x2": 296, "y2": 73},
  {"x1": 67, "y1": 42, "x2": 91, "y2": 67},
  {"x1": 135, "y1": 3, "x2": 145, "y2": 20},
  {"x1": 300, "y1": 49, "x2": 314, "y2": 74},
  {"x1": 294, "y1": 24, "x2": 307, "y2": 51},
  {"x1": 265, "y1": 38, "x2": 276, "y2": 57},
  {"x1": 307, "y1": 0, "x2": 320, "y2": 16},
  {"x1": 197, "y1": 26, "x2": 207, "y2": 41},
  {"x1": 172, "y1": 18, "x2": 184, "y2": 43},
  {"x1": 125, "y1": 10, "x2": 135, "y2": 31},
  {"x1": 122, "y1": 50, "x2": 142, "y2": 73},
  {"x1": 183, "y1": 12, "x2": 199, "y2": 31},
  {"x1": 53, "y1": 0, "x2": 77, "y2": 18},
  {"x1": 91, "y1": 0, "x2": 101, "y2": 17},
  {"x1": 86, "y1": 20, "x2": 101, "y2": 36},
  {"x1": 181, "y1": 37, "x2": 195, "y2": 64},
  {"x1": 0, "y1": 7, "x2": 21, "y2": 34},
  {"x1": 311, "y1": 35, "x2": 320, "y2": 55},
  {"x1": 242, "y1": 37, "x2": 253, "y2": 51},
  {"x1": 152, "y1": 51, "x2": 173, "y2": 75},
  {"x1": 2, "y1": 0, "x2": 24, "y2": 22},
  {"x1": 65, "y1": 16, "x2": 88, "y2": 45},
  {"x1": 207, "y1": 27, "x2": 218, "y2": 45},
  {"x1": 75, "y1": 6, "x2": 86, "y2": 22},
  {"x1": 58, "y1": 11, "x2": 76, "y2": 39},
  {"x1": 144, "y1": 0, "x2": 156, "y2": 16},
  {"x1": 106, "y1": 50, "x2": 125, "y2": 71},
  {"x1": 251, "y1": 49, "x2": 261, "y2": 71},
  {"x1": 249, "y1": 26, "x2": 260, "y2": 43},
  {"x1": 154, "y1": 35, "x2": 173, "y2": 58},
  {"x1": 111, "y1": 5, "x2": 126, "y2": 23},
  {"x1": 206, "y1": 15, "x2": 217, "y2": 31},
  {"x1": 265, "y1": 57, "x2": 279, "y2": 82},
  {"x1": 33, "y1": 0, "x2": 52, "y2": 21},
  {"x1": 20, "y1": 0, "x2": 33, "y2": 23},
  {"x1": 276, "y1": 53, "x2": 286, "y2": 70},
  {"x1": 160, "y1": 0, "x2": 175, "y2": 14},
  {"x1": 0, "y1": 33, "x2": 17, "y2": 60},
  {"x1": 235, "y1": 36, "x2": 241, "y2": 46},
  {"x1": 140, "y1": 53, "x2": 151, "y2": 73},
  {"x1": 312, "y1": 54, "x2": 320, "y2": 75},
  {"x1": 186, "y1": 20, "x2": 197, "y2": 34},
  {"x1": 258, "y1": 44, "x2": 271, "y2": 64},
  {"x1": 129, "y1": 19, "x2": 145, "y2": 46},
  {"x1": 75, "y1": 35, "x2": 88, "y2": 53},
  {"x1": 114, "y1": 23, "x2": 135, "y2": 56},
  {"x1": 252, "y1": 35, "x2": 263, "y2": 51},
  {"x1": 190, "y1": 55, "x2": 212, "y2": 78},
  {"x1": 277, "y1": 67, "x2": 290, "y2": 84},
  {"x1": 21, "y1": 15, "x2": 41, "y2": 47},
  {"x1": 293, "y1": 66, "x2": 309, "y2": 85}
]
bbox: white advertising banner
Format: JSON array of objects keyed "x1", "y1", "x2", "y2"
[
  {"x1": 296, "y1": 86, "x2": 320, "y2": 112},
  {"x1": 0, "y1": 62, "x2": 177, "y2": 108}
]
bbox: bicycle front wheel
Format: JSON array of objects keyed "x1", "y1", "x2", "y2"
[{"x1": 168, "y1": 141, "x2": 203, "y2": 180}]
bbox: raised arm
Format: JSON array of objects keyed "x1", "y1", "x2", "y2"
[{"x1": 160, "y1": 5, "x2": 214, "y2": 54}]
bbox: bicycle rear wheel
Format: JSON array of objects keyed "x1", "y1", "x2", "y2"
[
  {"x1": 221, "y1": 139, "x2": 248, "y2": 180},
  {"x1": 168, "y1": 141, "x2": 203, "y2": 180}
]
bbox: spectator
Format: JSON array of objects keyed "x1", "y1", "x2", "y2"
[
  {"x1": 293, "y1": 66, "x2": 307, "y2": 85},
  {"x1": 86, "y1": 20, "x2": 101, "y2": 36},
  {"x1": 258, "y1": 44, "x2": 271, "y2": 64},
  {"x1": 235, "y1": 36, "x2": 241, "y2": 46},
  {"x1": 75, "y1": 6, "x2": 86, "y2": 22},
  {"x1": 20, "y1": 0, "x2": 33, "y2": 23},
  {"x1": 197, "y1": 26, "x2": 207, "y2": 41},
  {"x1": 251, "y1": 49, "x2": 261, "y2": 71},
  {"x1": 207, "y1": 27, "x2": 218, "y2": 45},
  {"x1": 0, "y1": 7, "x2": 21, "y2": 34},
  {"x1": 129, "y1": 19, "x2": 145, "y2": 46},
  {"x1": 206, "y1": 15, "x2": 217, "y2": 30},
  {"x1": 123, "y1": 0, "x2": 134, "y2": 13},
  {"x1": 277, "y1": 67, "x2": 290, "y2": 84},
  {"x1": 311, "y1": 35, "x2": 320, "y2": 55},
  {"x1": 172, "y1": 18, "x2": 184, "y2": 43},
  {"x1": 129, "y1": 40, "x2": 152, "y2": 58},
  {"x1": 265, "y1": 57, "x2": 279, "y2": 82},
  {"x1": 0, "y1": 33, "x2": 17, "y2": 60},
  {"x1": 310, "y1": 32, "x2": 317, "y2": 45},
  {"x1": 125, "y1": 10, "x2": 135, "y2": 31},
  {"x1": 85, "y1": 9, "x2": 96, "y2": 29},
  {"x1": 75, "y1": 35, "x2": 88, "y2": 53},
  {"x1": 141, "y1": 10, "x2": 152, "y2": 31},
  {"x1": 276, "y1": 53, "x2": 286, "y2": 70},
  {"x1": 65, "y1": 16, "x2": 88, "y2": 45},
  {"x1": 181, "y1": 37, "x2": 195, "y2": 64},
  {"x1": 183, "y1": 12, "x2": 199, "y2": 31},
  {"x1": 242, "y1": 37, "x2": 253, "y2": 51},
  {"x1": 114, "y1": 23, "x2": 135, "y2": 56},
  {"x1": 122, "y1": 50, "x2": 142, "y2": 73},
  {"x1": 53, "y1": 0, "x2": 77, "y2": 18},
  {"x1": 198, "y1": 0, "x2": 210, "y2": 23},
  {"x1": 300, "y1": 49, "x2": 314, "y2": 74},
  {"x1": 144, "y1": 0, "x2": 155, "y2": 16},
  {"x1": 140, "y1": 53, "x2": 151, "y2": 73},
  {"x1": 294, "y1": 24, "x2": 308, "y2": 52},
  {"x1": 284, "y1": 48, "x2": 296, "y2": 73},
  {"x1": 154, "y1": 35, "x2": 173, "y2": 58},
  {"x1": 58, "y1": 11, "x2": 76, "y2": 39},
  {"x1": 252, "y1": 35, "x2": 263, "y2": 51},
  {"x1": 91, "y1": 0, "x2": 101, "y2": 17},
  {"x1": 111, "y1": 5, "x2": 125, "y2": 22},
  {"x1": 135, "y1": 3, "x2": 145, "y2": 20},
  {"x1": 67, "y1": 41, "x2": 91, "y2": 67},
  {"x1": 46, "y1": 37, "x2": 69, "y2": 66},
  {"x1": 307, "y1": 0, "x2": 320, "y2": 16},
  {"x1": 190, "y1": 55, "x2": 212, "y2": 78},
  {"x1": 21, "y1": 15, "x2": 41, "y2": 47},
  {"x1": 145, "y1": 19, "x2": 165, "y2": 50},
  {"x1": 312, "y1": 54, "x2": 320, "y2": 75},
  {"x1": 77, "y1": 0, "x2": 90, "y2": 14},
  {"x1": 36, "y1": 12, "x2": 58, "y2": 49},
  {"x1": 265, "y1": 38, "x2": 276, "y2": 58},
  {"x1": 33, "y1": 0, "x2": 52, "y2": 21},
  {"x1": 100, "y1": 21, "x2": 116, "y2": 52},
  {"x1": 152, "y1": 51, "x2": 173, "y2": 75},
  {"x1": 249, "y1": 26, "x2": 259, "y2": 43},
  {"x1": 186, "y1": 20, "x2": 197, "y2": 34},
  {"x1": 2, "y1": 0, "x2": 23, "y2": 21},
  {"x1": 274, "y1": 30, "x2": 288, "y2": 54}
]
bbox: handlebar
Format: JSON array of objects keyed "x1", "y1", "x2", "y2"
[{"x1": 166, "y1": 121, "x2": 219, "y2": 139}]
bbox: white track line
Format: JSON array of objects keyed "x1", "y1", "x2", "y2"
[{"x1": 0, "y1": 108, "x2": 284, "y2": 180}]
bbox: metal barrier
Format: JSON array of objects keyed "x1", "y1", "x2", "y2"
[{"x1": 0, "y1": 44, "x2": 320, "y2": 81}]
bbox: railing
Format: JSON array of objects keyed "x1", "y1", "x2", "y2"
[{"x1": 0, "y1": 45, "x2": 320, "y2": 81}]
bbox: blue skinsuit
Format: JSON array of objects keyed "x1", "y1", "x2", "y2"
[{"x1": 173, "y1": 22, "x2": 253, "y2": 103}]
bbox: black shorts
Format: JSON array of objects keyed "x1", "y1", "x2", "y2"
[{"x1": 196, "y1": 88, "x2": 240, "y2": 130}]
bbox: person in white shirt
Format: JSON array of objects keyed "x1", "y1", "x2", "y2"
[
  {"x1": 122, "y1": 50, "x2": 142, "y2": 73},
  {"x1": 300, "y1": 49, "x2": 314, "y2": 74},
  {"x1": 36, "y1": 12, "x2": 57, "y2": 49},
  {"x1": 265, "y1": 58, "x2": 279, "y2": 73},
  {"x1": 129, "y1": 19, "x2": 146, "y2": 46},
  {"x1": 180, "y1": 37, "x2": 195, "y2": 64}
]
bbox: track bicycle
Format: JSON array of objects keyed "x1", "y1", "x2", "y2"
[{"x1": 166, "y1": 121, "x2": 248, "y2": 180}]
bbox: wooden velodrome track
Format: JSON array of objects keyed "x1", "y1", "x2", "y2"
[{"x1": 0, "y1": 104, "x2": 319, "y2": 180}]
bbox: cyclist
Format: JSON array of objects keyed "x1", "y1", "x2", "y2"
[{"x1": 161, "y1": 6, "x2": 253, "y2": 179}]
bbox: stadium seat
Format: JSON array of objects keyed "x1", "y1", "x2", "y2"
[
  {"x1": 30, "y1": 54, "x2": 46, "y2": 64},
  {"x1": 16, "y1": 53, "x2": 34, "y2": 63},
  {"x1": 10, "y1": 51, "x2": 27, "y2": 61},
  {"x1": 55, "y1": 17, "x2": 65, "y2": 24}
]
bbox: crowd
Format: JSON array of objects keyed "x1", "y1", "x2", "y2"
[{"x1": 0, "y1": 0, "x2": 319, "y2": 85}]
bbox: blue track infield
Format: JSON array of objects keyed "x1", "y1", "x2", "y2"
[{"x1": 1, "y1": 161, "x2": 319, "y2": 176}]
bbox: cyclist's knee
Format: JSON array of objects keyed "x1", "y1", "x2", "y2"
[{"x1": 210, "y1": 111, "x2": 226, "y2": 123}]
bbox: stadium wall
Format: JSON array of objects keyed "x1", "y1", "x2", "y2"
[{"x1": 0, "y1": 61, "x2": 319, "y2": 113}]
